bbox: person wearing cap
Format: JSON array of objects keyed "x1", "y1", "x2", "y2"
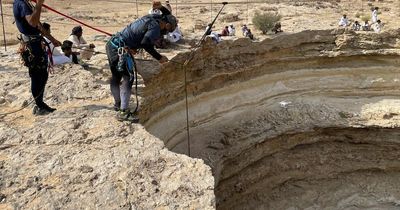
[
  {"x1": 106, "y1": 14, "x2": 177, "y2": 122},
  {"x1": 149, "y1": 0, "x2": 172, "y2": 15}
]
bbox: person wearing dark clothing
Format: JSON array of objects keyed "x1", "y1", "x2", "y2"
[
  {"x1": 13, "y1": 0, "x2": 61, "y2": 115},
  {"x1": 220, "y1": 26, "x2": 229, "y2": 36},
  {"x1": 106, "y1": 14, "x2": 176, "y2": 122},
  {"x1": 272, "y1": 22, "x2": 283, "y2": 34}
]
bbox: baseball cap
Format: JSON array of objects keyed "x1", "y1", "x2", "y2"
[{"x1": 164, "y1": 14, "x2": 177, "y2": 29}]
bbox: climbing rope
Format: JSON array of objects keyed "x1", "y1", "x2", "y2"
[
  {"x1": 28, "y1": 0, "x2": 113, "y2": 36},
  {"x1": 181, "y1": 2, "x2": 228, "y2": 157}
]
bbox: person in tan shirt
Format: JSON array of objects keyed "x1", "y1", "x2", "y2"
[{"x1": 68, "y1": 26, "x2": 95, "y2": 60}]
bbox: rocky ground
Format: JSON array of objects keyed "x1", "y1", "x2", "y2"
[{"x1": 0, "y1": 51, "x2": 214, "y2": 209}]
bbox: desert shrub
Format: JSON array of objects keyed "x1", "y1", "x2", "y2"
[
  {"x1": 252, "y1": 12, "x2": 281, "y2": 34},
  {"x1": 361, "y1": 14, "x2": 371, "y2": 22}
]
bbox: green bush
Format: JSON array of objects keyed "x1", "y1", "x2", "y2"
[
  {"x1": 361, "y1": 14, "x2": 371, "y2": 22},
  {"x1": 252, "y1": 12, "x2": 282, "y2": 34}
]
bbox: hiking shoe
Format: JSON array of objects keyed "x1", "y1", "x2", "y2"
[
  {"x1": 116, "y1": 110, "x2": 139, "y2": 123},
  {"x1": 42, "y1": 103, "x2": 56, "y2": 113},
  {"x1": 113, "y1": 102, "x2": 121, "y2": 112},
  {"x1": 32, "y1": 106, "x2": 50, "y2": 116}
]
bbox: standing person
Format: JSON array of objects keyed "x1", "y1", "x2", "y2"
[
  {"x1": 372, "y1": 7, "x2": 379, "y2": 23},
  {"x1": 106, "y1": 14, "x2": 177, "y2": 122},
  {"x1": 13, "y1": 0, "x2": 61, "y2": 115},
  {"x1": 68, "y1": 26, "x2": 96, "y2": 60}
]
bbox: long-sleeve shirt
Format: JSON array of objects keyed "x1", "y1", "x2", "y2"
[
  {"x1": 339, "y1": 17, "x2": 348, "y2": 27},
  {"x1": 118, "y1": 15, "x2": 163, "y2": 60},
  {"x1": 372, "y1": 10, "x2": 378, "y2": 23},
  {"x1": 68, "y1": 35, "x2": 90, "y2": 51},
  {"x1": 44, "y1": 37, "x2": 62, "y2": 56}
]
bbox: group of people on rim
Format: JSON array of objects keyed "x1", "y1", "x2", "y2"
[
  {"x1": 13, "y1": 0, "x2": 177, "y2": 121},
  {"x1": 338, "y1": 7, "x2": 383, "y2": 32}
]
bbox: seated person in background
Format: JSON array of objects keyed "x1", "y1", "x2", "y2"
[
  {"x1": 228, "y1": 24, "x2": 236, "y2": 36},
  {"x1": 352, "y1": 21, "x2": 361, "y2": 31},
  {"x1": 244, "y1": 28, "x2": 254, "y2": 40},
  {"x1": 205, "y1": 23, "x2": 213, "y2": 35},
  {"x1": 220, "y1": 26, "x2": 229, "y2": 36},
  {"x1": 149, "y1": 0, "x2": 171, "y2": 15},
  {"x1": 42, "y1": 23, "x2": 73, "y2": 65},
  {"x1": 372, "y1": 19, "x2": 383, "y2": 32},
  {"x1": 68, "y1": 26, "x2": 95, "y2": 60},
  {"x1": 362, "y1": 20, "x2": 370, "y2": 31},
  {"x1": 241, "y1": 24, "x2": 248, "y2": 36},
  {"x1": 42, "y1": 23, "x2": 62, "y2": 56},
  {"x1": 208, "y1": 32, "x2": 221, "y2": 44},
  {"x1": 61, "y1": 40, "x2": 79, "y2": 64},
  {"x1": 272, "y1": 22, "x2": 283, "y2": 34},
  {"x1": 338, "y1": 14, "x2": 349, "y2": 27},
  {"x1": 167, "y1": 23, "x2": 183, "y2": 43}
]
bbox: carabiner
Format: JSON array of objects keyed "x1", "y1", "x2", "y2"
[{"x1": 117, "y1": 47, "x2": 124, "y2": 56}]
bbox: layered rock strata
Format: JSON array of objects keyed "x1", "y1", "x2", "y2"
[{"x1": 143, "y1": 29, "x2": 400, "y2": 209}]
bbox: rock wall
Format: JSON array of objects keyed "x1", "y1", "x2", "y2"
[{"x1": 142, "y1": 29, "x2": 400, "y2": 209}]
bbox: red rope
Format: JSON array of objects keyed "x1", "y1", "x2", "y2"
[{"x1": 30, "y1": 0, "x2": 113, "y2": 36}]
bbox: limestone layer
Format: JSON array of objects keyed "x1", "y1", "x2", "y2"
[{"x1": 142, "y1": 29, "x2": 400, "y2": 209}]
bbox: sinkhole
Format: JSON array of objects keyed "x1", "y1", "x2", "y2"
[{"x1": 142, "y1": 30, "x2": 400, "y2": 209}]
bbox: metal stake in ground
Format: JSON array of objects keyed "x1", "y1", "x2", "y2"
[
  {"x1": 0, "y1": 0, "x2": 6, "y2": 51},
  {"x1": 182, "y1": 2, "x2": 228, "y2": 157}
]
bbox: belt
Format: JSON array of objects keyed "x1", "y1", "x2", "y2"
[{"x1": 20, "y1": 34, "x2": 42, "y2": 43}]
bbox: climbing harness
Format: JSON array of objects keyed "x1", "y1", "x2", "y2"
[
  {"x1": 109, "y1": 35, "x2": 140, "y2": 114},
  {"x1": 18, "y1": 35, "x2": 47, "y2": 69}
]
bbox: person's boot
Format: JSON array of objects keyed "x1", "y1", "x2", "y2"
[
  {"x1": 113, "y1": 101, "x2": 121, "y2": 112},
  {"x1": 32, "y1": 106, "x2": 50, "y2": 116},
  {"x1": 116, "y1": 109, "x2": 139, "y2": 123},
  {"x1": 42, "y1": 103, "x2": 56, "y2": 113}
]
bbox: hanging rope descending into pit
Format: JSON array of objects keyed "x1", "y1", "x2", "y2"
[{"x1": 181, "y1": 2, "x2": 228, "y2": 157}]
